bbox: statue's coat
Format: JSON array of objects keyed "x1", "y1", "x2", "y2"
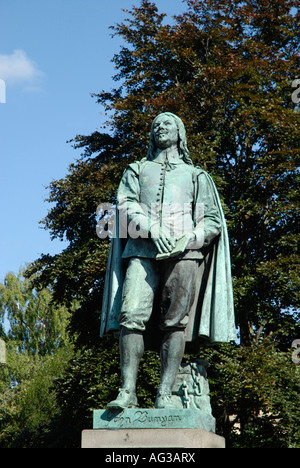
[{"x1": 100, "y1": 164, "x2": 236, "y2": 346}]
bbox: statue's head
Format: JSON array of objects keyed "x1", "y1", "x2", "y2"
[{"x1": 147, "y1": 112, "x2": 193, "y2": 165}]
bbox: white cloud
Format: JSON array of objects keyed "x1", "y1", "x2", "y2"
[{"x1": 0, "y1": 49, "x2": 44, "y2": 89}]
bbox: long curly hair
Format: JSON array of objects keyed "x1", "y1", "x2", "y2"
[{"x1": 146, "y1": 112, "x2": 193, "y2": 165}]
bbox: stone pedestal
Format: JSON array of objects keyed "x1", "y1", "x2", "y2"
[
  {"x1": 81, "y1": 408, "x2": 225, "y2": 448},
  {"x1": 81, "y1": 428, "x2": 225, "y2": 448}
]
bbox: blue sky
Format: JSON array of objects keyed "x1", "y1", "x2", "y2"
[{"x1": 0, "y1": 0, "x2": 187, "y2": 283}]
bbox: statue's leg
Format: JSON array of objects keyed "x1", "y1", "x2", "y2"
[
  {"x1": 107, "y1": 326, "x2": 143, "y2": 409},
  {"x1": 120, "y1": 326, "x2": 144, "y2": 393},
  {"x1": 107, "y1": 258, "x2": 159, "y2": 409},
  {"x1": 155, "y1": 259, "x2": 198, "y2": 409},
  {"x1": 155, "y1": 329, "x2": 185, "y2": 408}
]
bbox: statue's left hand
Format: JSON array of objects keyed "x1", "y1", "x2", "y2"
[
  {"x1": 179, "y1": 231, "x2": 197, "y2": 249},
  {"x1": 150, "y1": 224, "x2": 176, "y2": 254},
  {"x1": 184, "y1": 231, "x2": 196, "y2": 244}
]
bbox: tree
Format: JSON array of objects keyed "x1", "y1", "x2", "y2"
[
  {"x1": 203, "y1": 341, "x2": 300, "y2": 448},
  {"x1": 0, "y1": 270, "x2": 72, "y2": 355},
  {"x1": 25, "y1": 0, "x2": 299, "y2": 447},
  {"x1": 0, "y1": 271, "x2": 74, "y2": 447}
]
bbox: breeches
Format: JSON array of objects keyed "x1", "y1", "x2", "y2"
[{"x1": 119, "y1": 257, "x2": 199, "y2": 332}]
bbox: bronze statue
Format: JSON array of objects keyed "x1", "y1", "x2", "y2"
[{"x1": 100, "y1": 113, "x2": 236, "y2": 409}]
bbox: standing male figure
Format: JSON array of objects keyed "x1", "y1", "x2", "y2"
[{"x1": 100, "y1": 112, "x2": 236, "y2": 409}]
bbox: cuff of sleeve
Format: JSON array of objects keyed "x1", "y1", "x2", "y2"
[{"x1": 187, "y1": 229, "x2": 204, "y2": 249}]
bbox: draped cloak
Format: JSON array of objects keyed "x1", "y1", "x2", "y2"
[{"x1": 100, "y1": 162, "x2": 236, "y2": 347}]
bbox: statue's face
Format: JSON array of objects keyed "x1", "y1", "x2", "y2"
[{"x1": 153, "y1": 114, "x2": 178, "y2": 149}]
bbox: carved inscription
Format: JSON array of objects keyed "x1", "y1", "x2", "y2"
[
  {"x1": 93, "y1": 408, "x2": 216, "y2": 432},
  {"x1": 111, "y1": 409, "x2": 183, "y2": 428}
]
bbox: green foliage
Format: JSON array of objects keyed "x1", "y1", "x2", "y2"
[
  {"x1": 201, "y1": 341, "x2": 300, "y2": 448},
  {"x1": 0, "y1": 270, "x2": 72, "y2": 355},
  {"x1": 0, "y1": 272, "x2": 74, "y2": 447},
  {"x1": 0, "y1": 344, "x2": 73, "y2": 448}
]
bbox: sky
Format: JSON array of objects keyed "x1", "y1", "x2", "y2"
[{"x1": 0, "y1": 0, "x2": 187, "y2": 284}]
